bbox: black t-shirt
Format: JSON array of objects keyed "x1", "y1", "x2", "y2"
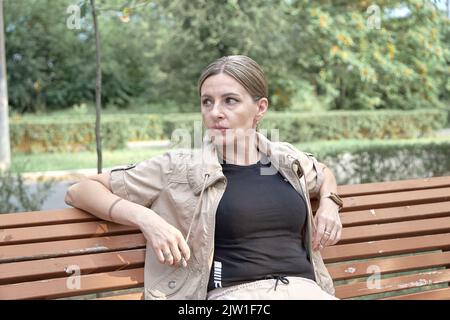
[{"x1": 207, "y1": 155, "x2": 315, "y2": 291}]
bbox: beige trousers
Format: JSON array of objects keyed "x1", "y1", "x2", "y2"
[{"x1": 207, "y1": 276, "x2": 339, "y2": 300}]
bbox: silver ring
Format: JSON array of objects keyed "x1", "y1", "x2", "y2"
[
  {"x1": 163, "y1": 251, "x2": 172, "y2": 258},
  {"x1": 324, "y1": 231, "x2": 331, "y2": 236}
]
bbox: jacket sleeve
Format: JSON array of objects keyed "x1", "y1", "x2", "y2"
[
  {"x1": 109, "y1": 152, "x2": 172, "y2": 208},
  {"x1": 282, "y1": 143, "x2": 325, "y2": 199},
  {"x1": 296, "y1": 150, "x2": 325, "y2": 199}
]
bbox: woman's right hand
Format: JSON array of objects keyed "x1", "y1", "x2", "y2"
[{"x1": 139, "y1": 213, "x2": 191, "y2": 268}]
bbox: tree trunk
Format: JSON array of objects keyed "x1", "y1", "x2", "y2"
[
  {"x1": 447, "y1": 0, "x2": 449, "y2": 19},
  {"x1": 0, "y1": 0, "x2": 10, "y2": 172},
  {"x1": 90, "y1": 0, "x2": 102, "y2": 174}
]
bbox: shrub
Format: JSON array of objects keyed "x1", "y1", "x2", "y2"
[
  {"x1": 0, "y1": 170, "x2": 54, "y2": 214},
  {"x1": 296, "y1": 138, "x2": 450, "y2": 185},
  {"x1": 9, "y1": 110, "x2": 447, "y2": 153}
]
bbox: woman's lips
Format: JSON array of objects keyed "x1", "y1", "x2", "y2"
[{"x1": 212, "y1": 126, "x2": 229, "y2": 134}]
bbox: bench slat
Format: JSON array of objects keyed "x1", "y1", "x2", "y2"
[
  {"x1": 339, "y1": 216, "x2": 450, "y2": 244},
  {"x1": 0, "y1": 177, "x2": 447, "y2": 227},
  {"x1": 337, "y1": 176, "x2": 450, "y2": 197},
  {"x1": 339, "y1": 201, "x2": 450, "y2": 227},
  {"x1": 0, "y1": 221, "x2": 140, "y2": 246},
  {"x1": 0, "y1": 249, "x2": 145, "y2": 285},
  {"x1": 340, "y1": 187, "x2": 450, "y2": 212},
  {"x1": 322, "y1": 233, "x2": 450, "y2": 262},
  {"x1": 380, "y1": 287, "x2": 450, "y2": 300},
  {"x1": 96, "y1": 292, "x2": 144, "y2": 300},
  {"x1": 0, "y1": 234, "x2": 145, "y2": 263},
  {"x1": 0, "y1": 267, "x2": 144, "y2": 300},
  {"x1": 327, "y1": 251, "x2": 450, "y2": 281},
  {"x1": 335, "y1": 268, "x2": 450, "y2": 299},
  {"x1": 0, "y1": 208, "x2": 98, "y2": 229},
  {"x1": 0, "y1": 175, "x2": 448, "y2": 300}
]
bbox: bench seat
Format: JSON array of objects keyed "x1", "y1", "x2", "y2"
[{"x1": 1, "y1": 176, "x2": 449, "y2": 300}]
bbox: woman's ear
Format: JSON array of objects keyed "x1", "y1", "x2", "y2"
[{"x1": 255, "y1": 97, "x2": 268, "y2": 123}]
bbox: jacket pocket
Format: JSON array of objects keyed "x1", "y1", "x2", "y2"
[{"x1": 146, "y1": 266, "x2": 192, "y2": 299}]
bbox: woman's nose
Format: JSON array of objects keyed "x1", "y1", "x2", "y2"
[{"x1": 210, "y1": 103, "x2": 225, "y2": 119}]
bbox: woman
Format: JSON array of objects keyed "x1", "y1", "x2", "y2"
[{"x1": 65, "y1": 55, "x2": 343, "y2": 300}]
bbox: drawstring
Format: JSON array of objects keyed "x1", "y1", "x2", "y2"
[
  {"x1": 185, "y1": 173, "x2": 210, "y2": 244},
  {"x1": 264, "y1": 275, "x2": 290, "y2": 291}
]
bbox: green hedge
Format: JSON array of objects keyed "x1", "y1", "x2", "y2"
[
  {"x1": 9, "y1": 136, "x2": 450, "y2": 184},
  {"x1": 161, "y1": 113, "x2": 202, "y2": 142},
  {"x1": 295, "y1": 138, "x2": 450, "y2": 185},
  {"x1": 10, "y1": 116, "x2": 128, "y2": 153},
  {"x1": 10, "y1": 110, "x2": 447, "y2": 153},
  {"x1": 260, "y1": 109, "x2": 447, "y2": 143},
  {"x1": 160, "y1": 109, "x2": 448, "y2": 144},
  {"x1": 126, "y1": 114, "x2": 165, "y2": 141}
]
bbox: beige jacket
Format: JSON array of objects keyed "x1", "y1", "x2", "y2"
[{"x1": 110, "y1": 132, "x2": 335, "y2": 299}]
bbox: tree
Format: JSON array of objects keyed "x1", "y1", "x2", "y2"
[
  {"x1": 0, "y1": 0, "x2": 10, "y2": 171},
  {"x1": 3, "y1": 0, "x2": 449, "y2": 113},
  {"x1": 90, "y1": 0, "x2": 103, "y2": 173}
]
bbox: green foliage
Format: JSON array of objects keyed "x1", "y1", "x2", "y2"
[
  {"x1": 295, "y1": 137, "x2": 450, "y2": 184},
  {"x1": 127, "y1": 114, "x2": 165, "y2": 140},
  {"x1": 3, "y1": 0, "x2": 449, "y2": 113},
  {"x1": 11, "y1": 148, "x2": 167, "y2": 172},
  {"x1": 260, "y1": 109, "x2": 447, "y2": 143},
  {"x1": 0, "y1": 170, "x2": 53, "y2": 213},
  {"x1": 161, "y1": 113, "x2": 202, "y2": 144},
  {"x1": 9, "y1": 115, "x2": 128, "y2": 153},
  {"x1": 9, "y1": 137, "x2": 450, "y2": 184},
  {"x1": 9, "y1": 110, "x2": 447, "y2": 152},
  {"x1": 4, "y1": 0, "x2": 96, "y2": 113}
]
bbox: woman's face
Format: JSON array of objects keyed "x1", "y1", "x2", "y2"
[{"x1": 200, "y1": 73, "x2": 267, "y2": 147}]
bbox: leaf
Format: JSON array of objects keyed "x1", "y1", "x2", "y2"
[{"x1": 78, "y1": 0, "x2": 89, "y2": 18}]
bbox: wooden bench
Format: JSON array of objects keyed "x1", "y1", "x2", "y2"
[{"x1": 1, "y1": 175, "x2": 449, "y2": 300}]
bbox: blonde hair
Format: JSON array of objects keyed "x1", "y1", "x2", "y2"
[{"x1": 198, "y1": 55, "x2": 268, "y2": 101}]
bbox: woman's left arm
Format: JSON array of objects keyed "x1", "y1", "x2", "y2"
[{"x1": 311, "y1": 163, "x2": 343, "y2": 251}]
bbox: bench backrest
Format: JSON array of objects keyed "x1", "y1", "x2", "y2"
[
  {"x1": 1, "y1": 176, "x2": 449, "y2": 300},
  {"x1": 323, "y1": 176, "x2": 450, "y2": 300}
]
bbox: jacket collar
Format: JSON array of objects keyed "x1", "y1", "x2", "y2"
[{"x1": 187, "y1": 131, "x2": 297, "y2": 195}]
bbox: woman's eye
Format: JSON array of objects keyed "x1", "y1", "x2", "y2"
[
  {"x1": 226, "y1": 97, "x2": 238, "y2": 104},
  {"x1": 202, "y1": 99, "x2": 212, "y2": 106}
]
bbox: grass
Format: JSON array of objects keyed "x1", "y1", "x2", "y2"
[{"x1": 11, "y1": 147, "x2": 169, "y2": 173}]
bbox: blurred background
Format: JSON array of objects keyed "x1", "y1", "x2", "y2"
[{"x1": 0, "y1": 0, "x2": 449, "y2": 213}]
